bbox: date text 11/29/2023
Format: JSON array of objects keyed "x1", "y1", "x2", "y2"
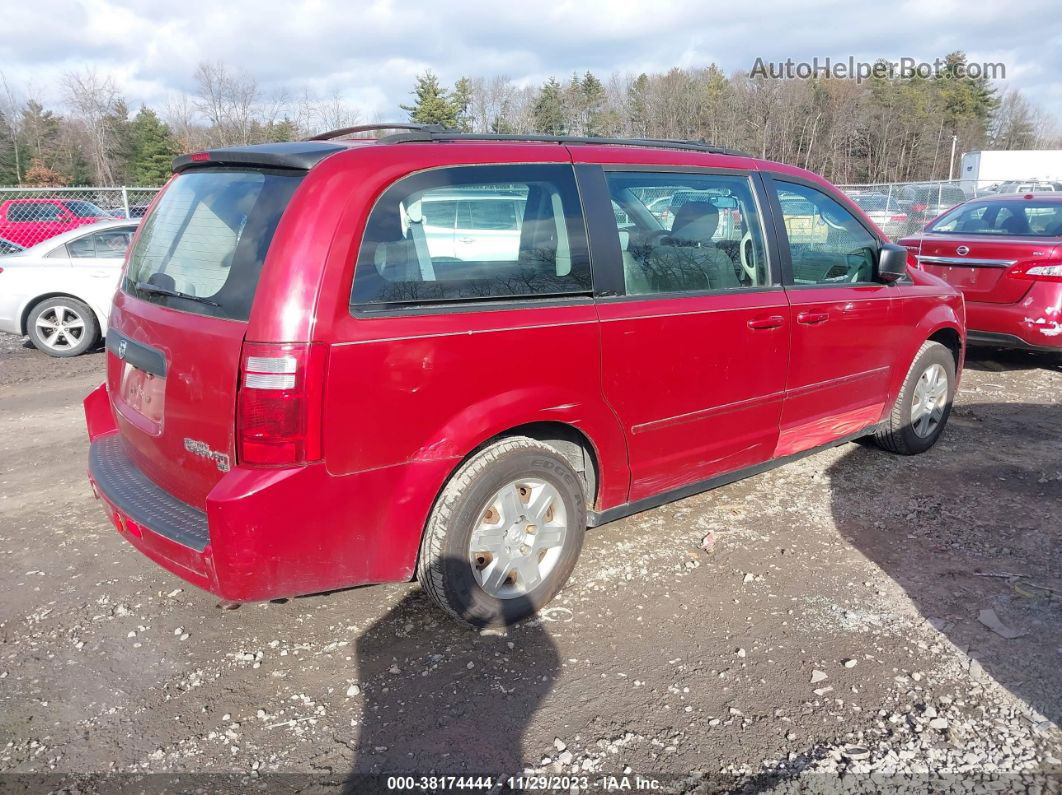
[{"x1": 385, "y1": 774, "x2": 663, "y2": 791}]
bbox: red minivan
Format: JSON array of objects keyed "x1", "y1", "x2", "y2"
[
  {"x1": 83, "y1": 126, "x2": 966, "y2": 626},
  {"x1": 899, "y1": 194, "x2": 1062, "y2": 353}
]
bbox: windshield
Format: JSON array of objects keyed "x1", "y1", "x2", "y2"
[
  {"x1": 929, "y1": 201, "x2": 1062, "y2": 237},
  {"x1": 62, "y1": 200, "x2": 108, "y2": 218},
  {"x1": 124, "y1": 168, "x2": 303, "y2": 320}
]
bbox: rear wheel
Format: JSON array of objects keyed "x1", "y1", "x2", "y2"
[
  {"x1": 416, "y1": 437, "x2": 586, "y2": 627},
  {"x1": 874, "y1": 340, "x2": 956, "y2": 455},
  {"x1": 27, "y1": 297, "x2": 99, "y2": 357}
]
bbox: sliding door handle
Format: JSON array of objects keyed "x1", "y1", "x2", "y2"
[
  {"x1": 796, "y1": 311, "x2": 830, "y2": 325},
  {"x1": 747, "y1": 315, "x2": 785, "y2": 330}
]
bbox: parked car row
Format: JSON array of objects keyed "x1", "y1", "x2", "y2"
[{"x1": 0, "y1": 220, "x2": 138, "y2": 355}]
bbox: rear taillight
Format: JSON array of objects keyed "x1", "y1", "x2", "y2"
[
  {"x1": 1006, "y1": 262, "x2": 1062, "y2": 283},
  {"x1": 237, "y1": 342, "x2": 326, "y2": 467},
  {"x1": 889, "y1": 214, "x2": 908, "y2": 222},
  {"x1": 912, "y1": 203, "x2": 928, "y2": 213}
]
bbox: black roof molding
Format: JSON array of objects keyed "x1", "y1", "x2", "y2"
[
  {"x1": 172, "y1": 125, "x2": 750, "y2": 174},
  {"x1": 307, "y1": 121, "x2": 748, "y2": 157},
  {"x1": 172, "y1": 141, "x2": 348, "y2": 173},
  {"x1": 305, "y1": 122, "x2": 448, "y2": 141}
]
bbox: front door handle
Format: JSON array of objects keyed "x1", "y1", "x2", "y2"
[
  {"x1": 458, "y1": 237, "x2": 475, "y2": 244},
  {"x1": 797, "y1": 311, "x2": 830, "y2": 325},
  {"x1": 747, "y1": 315, "x2": 785, "y2": 330}
]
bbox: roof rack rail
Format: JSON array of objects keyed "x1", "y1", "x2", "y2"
[
  {"x1": 306, "y1": 123, "x2": 748, "y2": 156},
  {"x1": 377, "y1": 129, "x2": 749, "y2": 157},
  {"x1": 304, "y1": 122, "x2": 449, "y2": 142}
]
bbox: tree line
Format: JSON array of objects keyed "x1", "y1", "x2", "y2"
[
  {"x1": 1, "y1": 52, "x2": 1056, "y2": 188},
  {"x1": 0, "y1": 63, "x2": 362, "y2": 187},
  {"x1": 404, "y1": 52, "x2": 1058, "y2": 185}
]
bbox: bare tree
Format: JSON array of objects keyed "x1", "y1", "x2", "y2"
[
  {"x1": 310, "y1": 89, "x2": 363, "y2": 135},
  {"x1": 63, "y1": 68, "x2": 123, "y2": 185},
  {"x1": 0, "y1": 72, "x2": 25, "y2": 184},
  {"x1": 193, "y1": 61, "x2": 262, "y2": 145}
]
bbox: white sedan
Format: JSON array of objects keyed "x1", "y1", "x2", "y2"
[{"x1": 0, "y1": 219, "x2": 138, "y2": 357}]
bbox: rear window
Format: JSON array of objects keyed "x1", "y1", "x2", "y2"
[
  {"x1": 62, "y1": 200, "x2": 108, "y2": 218},
  {"x1": 124, "y1": 168, "x2": 303, "y2": 320},
  {"x1": 929, "y1": 201, "x2": 1062, "y2": 237}
]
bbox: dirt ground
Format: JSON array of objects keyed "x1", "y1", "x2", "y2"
[{"x1": 0, "y1": 334, "x2": 1059, "y2": 793}]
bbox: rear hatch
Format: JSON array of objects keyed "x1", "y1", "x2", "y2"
[
  {"x1": 106, "y1": 166, "x2": 305, "y2": 508},
  {"x1": 908, "y1": 234, "x2": 1060, "y2": 303}
]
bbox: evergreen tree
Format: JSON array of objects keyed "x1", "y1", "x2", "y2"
[
  {"x1": 401, "y1": 71, "x2": 459, "y2": 127},
  {"x1": 21, "y1": 101, "x2": 63, "y2": 168},
  {"x1": 532, "y1": 78, "x2": 566, "y2": 135},
  {"x1": 452, "y1": 77, "x2": 474, "y2": 132},
  {"x1": 0, "y1": 110, "x2": 29, "y2": 185},
  {"x1": 104, "y1": 99, "x2": 135, "y2": 184},
  {"x1": 128, "y1": 107, "x2": 177, "y2": 185},
  {"x1": 263, "y1": 117, "x2": 299, "y2": 142},
  {"x1": 579, "y1": 72, "x2": 608, "y2": 136},
  {"x1": 628, "y1": 73, "x2": 651, "y2": 137}
]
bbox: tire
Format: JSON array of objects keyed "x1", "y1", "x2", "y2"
[
  {"x1": 874, "y1": 340, "x2": 956, "y2": 455},
  {"x1": 416, "y1": 436, "x2": 587, "y2": 628},
  {"x1": 27, "y1": 297, "x2": 99, "y2": 358}
]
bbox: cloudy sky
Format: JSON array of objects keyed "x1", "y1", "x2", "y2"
[{"x1": 4, "y1": 0, "x2": 1061, "y2": 120}]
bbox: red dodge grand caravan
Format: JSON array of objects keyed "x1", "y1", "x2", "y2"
[{"x1": 84, "y1": 125, "x2": 966, "y2": 626}]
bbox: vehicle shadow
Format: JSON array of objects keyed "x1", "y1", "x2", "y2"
[
  {"x1": 963, "y1": 346, "x2": 1061, "y2": 373},
  {"x1": 827, "y1": 401, "x2": 1061, "y2": 726},
  {"x1": 346, "y1": 559, "x2": 559, "y2": 792}
]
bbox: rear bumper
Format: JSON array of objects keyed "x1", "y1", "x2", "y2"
[
  {"x1": 84, "y1": 383, "x2": 457, "y2": 602},
  {"x1": 966, "y1": 283, "x2": 1062, "y2": 350}
]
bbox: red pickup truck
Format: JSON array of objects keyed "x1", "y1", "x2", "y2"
[{"x1": 0, "y1": 198, "x2": 110, "y2": 248}]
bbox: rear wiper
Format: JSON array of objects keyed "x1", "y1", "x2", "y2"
[{"x1": 135, "y1": 281, "x2": 221, "y2": 307}]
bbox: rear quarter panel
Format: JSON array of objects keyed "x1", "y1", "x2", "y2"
[{"x1": 282, "y1": 145, "x2": 630, "y2": 508}]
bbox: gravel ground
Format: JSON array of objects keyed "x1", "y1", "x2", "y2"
[{"x1": 0, "y1": 333, "x2": 1059, "y2": 793}]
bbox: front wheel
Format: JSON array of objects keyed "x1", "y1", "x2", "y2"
[
  {"x1": 416, "y1": 437, "x2": 586, "y2": 627},
  {"x1": 874, "y1": 340, "x2": 956, "y2": 455}
]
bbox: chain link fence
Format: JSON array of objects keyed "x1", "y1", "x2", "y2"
[
  {"x1": 0, "y1": 187, "x2": 162, "y2": 249},
  {"x1": 2, "y1": 176, "x2": 1059, "y2": 252},
  {"x1": 835, "y1": 178, "x2": 1062, "y2": 239}
]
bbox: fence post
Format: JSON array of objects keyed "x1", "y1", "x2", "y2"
[{"x1": 122, "y1": 187, "x2": 130, "y2": 219}]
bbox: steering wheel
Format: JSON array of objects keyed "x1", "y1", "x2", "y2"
[{"x1": 739, "y1": 230, "x2": 757, "y2": 282}]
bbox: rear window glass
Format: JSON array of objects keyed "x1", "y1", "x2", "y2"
[
  {"x1": 124, "y1": 169, "x2": 303, "y2": 320},
  {"x1": 929, "y1": 201, "x2": 1062, "y2": 236},
  {"x1": 62, "y1": 200, "x2": 107, "y2": 218}
]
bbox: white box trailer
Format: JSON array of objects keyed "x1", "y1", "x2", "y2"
[{"x1": 960, "y1": 149, "x2": 1062, "y2": 193}]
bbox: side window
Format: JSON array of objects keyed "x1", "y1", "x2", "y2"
[
  {"x1": 774, "y1": 181, "x2": 877, "y2": 285},
  {"x1": 420, "y1": 199, "x2": 457, "y2": 230},
  {"x1": 351, "y1": 165, "x2": 590, "y2": 308},
  {"x1": 8, "y1": 202, "x2": 64, "y2": 222},
  {"x1": 69, "y1": 228, "x2": 134, "y2": 259},
  {"x1": 604, "y1": 171, "x2": 770, "y2": 295},
  {"x1": 67, "y1": 234, "x2": 97, "y2": 258}
]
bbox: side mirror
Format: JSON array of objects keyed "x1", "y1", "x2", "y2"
[{"x1": 876, "y1": 243, "x2": 909, "y2": 283}]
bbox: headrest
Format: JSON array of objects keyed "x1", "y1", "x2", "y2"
[
  {"x1": 671, "y1": 201, "x2": 720, "y2": 243},
  {"x1": 404, "y1": 198, "x2": 424, "y2": 224},
  {"x1": 1000, "y1": 215, "x2": 1029, "y2": 234}
]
